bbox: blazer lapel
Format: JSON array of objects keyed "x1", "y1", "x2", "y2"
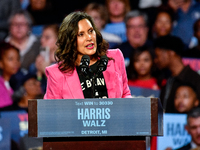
[
  {"x1": 103, "y1": 59, "x2": 117, "y2": 98},
  {"x1": 65, "y1": 69, "x2": 84, "y2": 99}
]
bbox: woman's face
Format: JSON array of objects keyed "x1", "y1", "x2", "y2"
[
  {"x1": 154, "y1": 12, "x2": 172, "y2": 37},
  {"x1": 41, "y1": 27, "x2": 57, "y2": 51},
  {"x1": 76, "y1": 19, "x2": 97, "y2": 61},
  {"x1": 30, "y1": 0, "x2": 46, "y2": 10},
  {"x1": 133, "y1": 51, "x2": 152, "y2": 77},
  {"x1": 10, "y1": 14, "x2": 30, "y2": 40},
  {"x1": 24, "y1": 78, "x2": 42, "y2": 98},
  {"x1": 174, "y1": 86, "x2": 199, "y2": 113},
  {"x1": 0, "y1": 48, "x2": 20, "y2": 77},
  {"x1": 108, "y1": 0, "x2": 125, "y2": 17}
]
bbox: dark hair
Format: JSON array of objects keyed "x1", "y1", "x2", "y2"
[
  {"x1": 154, "y1": 35, "x2": 184, "y2": 56},
  {"x1": 187, "y1": 107, "x2": 200, "y2": 124},
  {"x1": 155, "y1": 5, "x2": 175, "y2": 23},
  {"x1": 177, "y1": 82, "x2": 198, "y2": 96},
  {"x1": 126, "y1": 46, "x2": 153, "y2": 80},
  {"x1": 55, "y1": 11, "x2": 109, "y2": 73},
  {"x1": 126, "y1": 45, "x2": 164, "y2": 88},
  {"x1": 22, "y1": 73, "x2": 37, "y2": 85},
  {"x1": 0, "y1": 42, "x2": 19, "y2": 60}
]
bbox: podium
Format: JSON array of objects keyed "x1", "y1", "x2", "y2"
[{"x1": 28, "y1": 98, "x2": 163, "y2": 150}]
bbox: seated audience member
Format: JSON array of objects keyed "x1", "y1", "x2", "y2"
[
  {"x1": 176, "y1": 107, "x2": 200, "y2": 150},
  {"x1": 116, "y1": 10, "x2": 153, "y2": 67},
  {"x1": 154, "y1": 35, "x2": 200, "y2": 113},
  {"x1": 183, "y1": 19, "x2": 200, "y2": 58},
  {"x1": 152, "y1": 5, "x2": 174, "y2": 39},
  {"x1": 84, "y1": 2, "x2": 122, "y2": 48},
  {"x1": 12, "y1": 73, "x2": 43, "y2": 112},
  {"x1": 168, "y1": 0, "x2": 200, "y2": 48},
  {"x1": 0, "y1": 42, "x2": 20, "y2": 109},
  {"x1": 29, "y1": 24, "x2": 59, "y2": 92},
  {"x1": 26, "y1": 0, "x2": 59, "y2": 25},
  {"x1": 102, "y1": 0, "x2": 131, "y2": 42},
  {"x1": 126, "y1": 46, "x2": 164, "y2": 90},
  {"x1": 174, "y1": 83, "x2": 199, "y2": 113},
  {"x1": 5, "y1": 9, "x2": 40, "y2": 71}
]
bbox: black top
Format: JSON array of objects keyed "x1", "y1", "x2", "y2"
[
  {"x1": 76, "y1": 61, "x2": 108, "y2": 99},
  {"x1": 176, "y1": 143, "x2": 191, "y2": 150}
]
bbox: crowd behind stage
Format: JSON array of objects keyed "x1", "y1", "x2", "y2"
[{"x1": 1, "y1": 0, "x2": 200, "y2": 149}]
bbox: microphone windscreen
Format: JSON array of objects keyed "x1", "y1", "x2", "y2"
[
  {"x1": 80, "y1": 55, "x2": 90, "y2": 66},
  {"x1": 100, "y1": 55, "x2": 108, "y2": 65},
  {"x1": 99, "y1": 55, "x2": 108, "y2": 71}
]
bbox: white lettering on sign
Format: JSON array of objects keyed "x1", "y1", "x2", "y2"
[{"x1": 77, "y1": 108, "x2": 111, "y2": 127}]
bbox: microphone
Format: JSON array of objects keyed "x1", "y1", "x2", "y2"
[
  {"x1": 80, "y1": 55, "x2": 90, "y2": 78},
  {"x1": 94, "y1": 55, "x2": 108, "y2": 78}
]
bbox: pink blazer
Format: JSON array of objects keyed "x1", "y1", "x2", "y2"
[{"x1": 44, "y1": 49, "x2": 132, "y2": 99}]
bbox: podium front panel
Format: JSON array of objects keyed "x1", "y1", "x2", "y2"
[{"x1": 28, "y1": 98, "x2": 163, "y2": 137}]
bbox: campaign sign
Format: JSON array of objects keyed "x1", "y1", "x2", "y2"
[
  {"x1": 157, "y1": 113, "x2": 191, "y2": 150},
  {"x1": 0, "y1": 110, "x2": 28, "y2": 144},
  {"x1": 0, "y1": 118, "x2": 11, "y2": 150},
  {"x1": 32, "y1": 98, "x2": 162, "y2": 137}
]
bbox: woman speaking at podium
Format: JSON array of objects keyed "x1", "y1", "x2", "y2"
[{"x1": 44, "y1": 11, "x2": 131, "y2": 99}]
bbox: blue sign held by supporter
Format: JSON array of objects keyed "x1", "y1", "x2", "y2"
[
  {"x1": 0, "y1": 118, "x2": 11, "y2": 150},
  {"x1": 0, "y1": 110, "x2": 28, "y2": 145},
  {"x1": 157, "y1": 113, "x2": 191, "y2": 150}
]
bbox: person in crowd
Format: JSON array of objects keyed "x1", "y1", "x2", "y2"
[
  {"x1": 44, "y1": 11, "x2": 132, "y2": 99},
  {"x1": 154, "y1": 34, "x2": 200, "y2": 113},
  {"x1": 168, "y1": 0, "x2": 200, "y2": 48},
  {"x1": 84, "y1": 2, "x2": 122, "y2": 48},
  {"x1": 0, "y1": 0, "x2": 21, "y2": 42},
  {"x1": 0, "y1": 42, "x2": 20, "y2": 109},
  {"x1": 116, "y1": 10, "x2": 153, "y2": 67},
  {"x1": 176, "y1": 107, "x2": 200, "y2": 149},
  {"x1": 102, "y1": 0, "x2": 131, "y2": 42},
  {"x1": 183, "y1": 19, "x2": 200, "y2": 58},
  {"x1": 152, "y1": 5, "x2": 174, "y2": 39},
  {"x1": 12, "y1": 73, "x2": 43, "y2": 112},
  {"x1": 130, "y1": 0, "x2": 163, "y2": 40},
  {"x1": 29, "y1": 24, "x2": 59, "y2": 92},
  {"x1": 174, "y1": 83, "x2": 199, "y2": 113},
  {"x1": 26, "y1": 0, "x2": 59, "y2": 25},
  {"x1": 5, "y1": 9, "x2": 40, "y2": 71},
  {"x1": 126, "y1": 46, "x2": 163, "y2": 90}
]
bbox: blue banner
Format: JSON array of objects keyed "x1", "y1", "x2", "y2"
[
  {"x1": 0, "y1": 118, "x2": 11, "y2": 150},
  {"x1": 157, "y1": 113, "x2": 191, "y2": 150},
  {"x1": 0, "y1": 110, "x2": 28, "y2": 144}
]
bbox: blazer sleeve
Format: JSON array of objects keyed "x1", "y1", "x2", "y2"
[
  {"x1": 43, "y1": 65, "x2": 63, "y2": 99},
  {"x1": 116, "y1": 49, "x2": 132, "y2": 98}
]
